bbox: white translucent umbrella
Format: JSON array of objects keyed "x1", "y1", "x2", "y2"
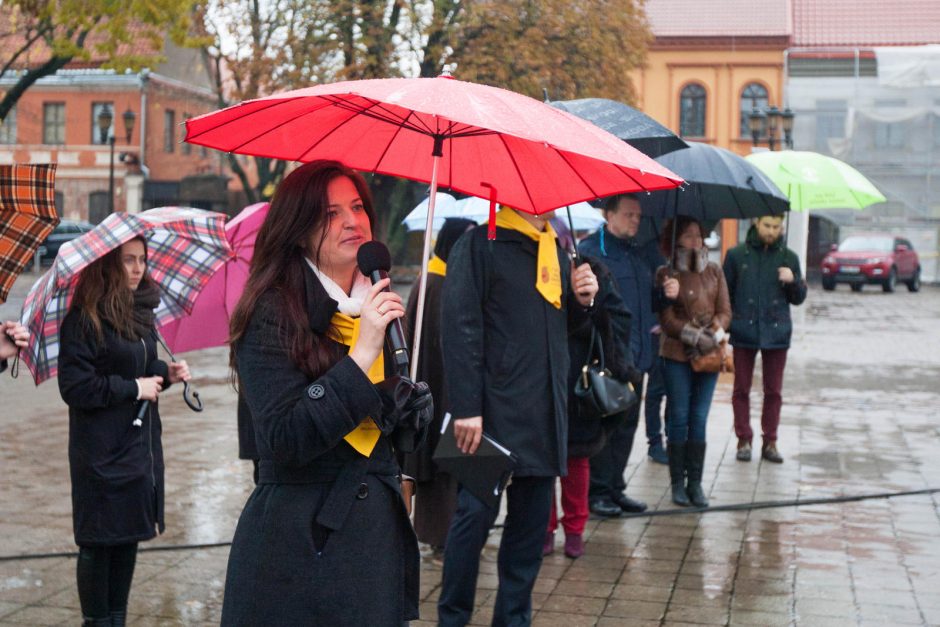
[{"x1": 403, "y1": 195, "x2": 605, "y2": 232}]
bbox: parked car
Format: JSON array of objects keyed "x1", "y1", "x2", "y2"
[
  {"x1": 37, "y1": 220, "x2": 95, "y2": 265},
  {"x1": 820, "y1": 234, "x2": 921, "y2": 293}
]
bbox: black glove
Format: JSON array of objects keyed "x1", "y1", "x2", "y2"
[
  {"x1": 374, "y1": 376, "x2": 434, "y2": 445},
  {"x1": 625, "y1": 366, "x2": 644, "y2": 390}
]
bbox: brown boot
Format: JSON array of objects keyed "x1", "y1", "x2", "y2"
[
  {"x1": 762, "y1": 442, "x2": 783, "y2": 463},
  {"x1": 736, "y1": 439, "x2": 752, "y2": 462}
]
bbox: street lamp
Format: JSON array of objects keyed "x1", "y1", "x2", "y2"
[
  {"x1": 97, "y1": 105, "x2": 136, "y2": 214},
  {"x1": 749, "y1": 104, "x2": 795, "y2": 151}
]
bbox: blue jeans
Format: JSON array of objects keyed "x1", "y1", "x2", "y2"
[
  {"x1": 645, "y1": 354, "x2": 667, "y2": 446},
  {"x1": 662, "y1": 358, "x2": 718, "y2": 443}
]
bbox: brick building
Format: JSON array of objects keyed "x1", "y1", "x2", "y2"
[{"x1": 0, "y1": 39, "x2": 231, "y2": 223}]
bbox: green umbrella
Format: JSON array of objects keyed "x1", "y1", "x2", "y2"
[{"x1": 745, "y1": 150, "x2": 886, "y2": 211}]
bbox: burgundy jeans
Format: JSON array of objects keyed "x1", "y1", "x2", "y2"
[
  {"x1": 548, "y1": 457, "x2": 590, "y2": 537},
  {"x1": 732, "y1": 347, "x2": 788, "y2": 443}
]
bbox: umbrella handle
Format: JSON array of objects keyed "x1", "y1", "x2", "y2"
[{"x1": 183, "y1": 382, "x2": 203, "y2": 412}]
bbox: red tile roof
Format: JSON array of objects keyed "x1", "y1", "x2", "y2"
[
  {"x1": 792, "y1": 0, "x2": 940, "y2": 46},
  {"x1": 645, "y1": 0, "x2": 790, "y2": 38}
]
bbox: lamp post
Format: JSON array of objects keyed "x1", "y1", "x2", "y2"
[
  {"x1": 96, "y1": 105, "x2": 137, "y2": 214},
  {"x1": 749, "y1": 105, "x2": 795, "y2": 150}
]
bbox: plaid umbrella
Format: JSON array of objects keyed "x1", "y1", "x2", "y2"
[
  {"x1": 19, "y1": 208, "x2": 232, "y2": 384},
  {"x1": 0, "y1": 164, "x2": 59, "y2": 303}
]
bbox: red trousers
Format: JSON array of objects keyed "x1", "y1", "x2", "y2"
[
  {"x1": 547, "y1": 457, "x2": 590, "y2": 537},
  {"x1": 732, "y1": 347, "x2": 788, "y2": 443}
]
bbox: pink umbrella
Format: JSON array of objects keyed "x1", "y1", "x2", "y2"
[{"x1": 158, "y1": 202, "x2": 269, "y2": 354}]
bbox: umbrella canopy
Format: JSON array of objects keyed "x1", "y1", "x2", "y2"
[
  {"x1": 641, "y1": 142, "x2": 790, "y2": 220},
  {"x1": 550, "y1": 98, "x2": 688, "y2": 158},
  {"x1": 745, "y1": 150, "x2": 886, "y2": 211},
  {"x1": 159, "y1": 202, "x2": 269, "y2": 354},
  {"x1": 0, "y1": 164, "x2": 59, "y2": 303},
  {"x1": 401, "y1": 193, "x2": 459, "y2": 231},
  {"x1": 19, "y1": 208, "x2": 231, "y2": 383},
  {"x1": 184, "y1": 75, "x2": 683, "y2": 380},
  {"x1": 403, "y1": 195, "x2": 605, "y2": 232}
]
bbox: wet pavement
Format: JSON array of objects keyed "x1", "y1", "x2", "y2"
[{"x1": 1, "y1": 271, "x2": 939, "y2": 626}]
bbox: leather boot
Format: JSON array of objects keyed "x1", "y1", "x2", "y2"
[
  {"x1": 685, "y1": 440, "x2": 709, "y2": 507},
  {"x1": 81, "y1": 616, "x2": 111, "y2": 627},
  {"x1": 110, "y1": 609, "x2": 127, "y2": 627},
  {"x1": 667, "y1": 441, "x2": 691, "y2": 507}
]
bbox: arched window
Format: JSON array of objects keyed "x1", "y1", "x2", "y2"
[
  {"x1": 740, "y1": 83, "x2": 769, "y2": 138},
  {"x1": 679, "y1": 84, "x2": 706, "y2": 138}
]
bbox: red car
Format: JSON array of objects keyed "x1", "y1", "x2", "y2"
[{"x1": 821, "y1": 234, "x2": 921, "y2": 293}]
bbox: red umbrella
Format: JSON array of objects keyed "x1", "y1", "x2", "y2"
[{"x1": 184, "y1": 75, "x2": 683, "y2": 378}]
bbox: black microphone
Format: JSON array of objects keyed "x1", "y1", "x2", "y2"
[{"x1": 357, "y1": 241, "x2": 410, "y2": 377}]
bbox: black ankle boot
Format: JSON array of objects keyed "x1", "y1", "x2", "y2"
[
  {"x1": 685, "y1": 440, "x2": 709, "y2": 507},
  {"x1": 667, "y1": 442, "x2": 691, "y2": 506},
  {"x1": 81, "y1": 616, "x2": 111, "y2": 627},
  {"x1": 110, "y1": 609, "x2": 127, "y2": 627}
]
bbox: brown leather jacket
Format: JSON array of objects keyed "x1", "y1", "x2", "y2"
[{"x1": 656, "y1": 262, "x2": 732, "y2": 363}]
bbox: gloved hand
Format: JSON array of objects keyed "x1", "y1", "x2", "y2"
[
  {"x1": 680, "y1": 323, "x2": 704, "y2": 348},
  {"x1": 374, "y1": 376, "x2": 434, "y2": 434},
  {"x1": 696, "y1": 327, "x2": 718, "y2": 353},
  {"x1": 625, "y1": 366, "x2": 644, "y2": 390}
]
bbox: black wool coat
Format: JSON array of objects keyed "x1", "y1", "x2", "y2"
[
  {"x1": 566, "y1": 256, "x2": 635, "y2": 459},
  {"x1": 723, "y1": 227, "x2": 808, "y2": 350},
  {"x1": 442, "y1": 225, "x2": 591, "y2": 478},
  {"x1": 58, "y1": 309, "x2": 170, "y2": 547},
  {"x1": 221, "y1": 264, "x2": 421, "y2": 627}
]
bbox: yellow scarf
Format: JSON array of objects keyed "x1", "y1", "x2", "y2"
[
  {"x1": 330, "y1": 313, "x2": 384, "y2": 457},
  {"x1": 427, "y1": 255, "x2": 447, "y2": 277},
  {"x1": 494, "y1": 207, "x2": 562, "y2": 308}
]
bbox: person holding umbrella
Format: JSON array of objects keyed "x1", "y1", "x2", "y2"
[
  {"x1": 656, "y1": 216, "x2": 731, "y2": 508},
  {"x1": 0, "y1": 320, "x2": 28, "y2": 373},
  {"x1": 402, "y1": 217, "x2": 476, "y2": 558},
  {"x1": 723, "y1": 215, "x2": 807, "y2": 464},
  {"x1": 57, "y1": 236, "x2": 191, "y2": 627},
  {"x1": 438, "y1": 205, "x2": 598, "y2": 626},
  {"x1": 221, "y1": 160, "x2": 432, "y2": 626}
]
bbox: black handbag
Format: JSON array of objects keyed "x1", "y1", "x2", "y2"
[{"x1": 573, "y1": 326, "x2": 639, "y2": 419}]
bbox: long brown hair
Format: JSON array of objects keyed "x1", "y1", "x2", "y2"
[
  {"x1": 228, "y1": 160, "x2": 377, "y2": 380},
  {"x1": 72, "y1": 235, "x2": 149, "y2": 341}
]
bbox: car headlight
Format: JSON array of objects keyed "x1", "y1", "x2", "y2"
[
  {"x1": 823, "y1": 256, "x2": 833, "y2": 265},
  {"x1": 866, "y1": 257, "x2": 884, "y2": 264}
]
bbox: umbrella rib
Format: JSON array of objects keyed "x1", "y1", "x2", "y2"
[
  {"x1": 496, "y1": 134, "x2": 537, "y2": 212},
  {"x1": 554, "y1": 150, "x2": 603, "y2": 198},
  {"x1": 187, "y1": 97, "x2": 322, "y2": 146},
  {"x1": 367, "y1": 110, "x2": 416, "y2": 173}
]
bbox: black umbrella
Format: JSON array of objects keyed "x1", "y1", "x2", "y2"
[
  {"x1": 550, "y1": 97, "x2": 688, "y2": 158},
  {"x1": 641, "y1": 142, "x2": 790, "y2": 221}
]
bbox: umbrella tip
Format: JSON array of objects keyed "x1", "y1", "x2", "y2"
[
  {"x1": 438, "y1": 71, "x2": 454, "y2": 80},
  {"x1": 542, "y1": 87, "x2": 550, "y2": 103}
]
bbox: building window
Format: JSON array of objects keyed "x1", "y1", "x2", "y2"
[
  {"x1": 0, "y1": 106, "x2": 16, "y2": 144},
  {"x1": 182, "y1": 114, "x2": 192, "y2": 154},
  {"x1": 873, "y1": 99, "x2": 906, "y2": 149},
  {"x1": 815, "y1": 99, "x2": 847, "y2": 153},
  {"x1": 43, "y1": 102, "x2": 66, "y2": 144},
  {"x1": 740, "y1": 83, "x2": 768, "y2": 138},
  {"x1": 90, "y1": 102, "x2": 115, "y2": 144},
  {"x1": 164, "y1": 109, "x2": 176, "y2": 152},
  {"x1": 679, "y1": 84, "x2": 706, "y2": 138}
]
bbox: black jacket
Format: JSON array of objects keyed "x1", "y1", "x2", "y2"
[
  {"x1": 221, "y1": 263, "x2": 420, "y2": 626},
  {"x1": 566, "y1": 256, "x2": 635, "y2": 459},
  {"x1": 58, "y1": 309, "x2": 170, "y2": 546},
  {"x1": 579, "y1": 228, "x2": 667, "y2": 372},
  {"x1": 442, "y1": 225, "x2": 591, "y2": 477},
  {"x1": 723, "y1": 227, "x2": 807, "y2": 350}
]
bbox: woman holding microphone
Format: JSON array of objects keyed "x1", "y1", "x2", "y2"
[
  {"x1": 221, "y1": 160, "x2": 430, "y2": 626},
  {"x1": 58, "y1": 236, "x2": 190, "y2": 627}
]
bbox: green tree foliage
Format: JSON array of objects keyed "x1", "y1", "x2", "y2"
[{"x1": 0, "y1": 0, "x2": 200, "y2": 123}]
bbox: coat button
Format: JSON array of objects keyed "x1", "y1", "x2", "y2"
[
  {"x1": 356, "y1": 483, "x2": 369, "y2": 499},
  {"x1": 307, "y1": 384, "x2": 325, "y2": 400}
]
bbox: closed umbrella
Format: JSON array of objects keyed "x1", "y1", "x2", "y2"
[
  {"x1": 185, "y1": 75, "x2": 683, "y2": 379},
  {"x1": 19, "y1": 208, "x2": 232, "y2": 384},
  {"x1": 401, "y1": 193, "x2": 459, "y2": 231},
  {"x1": 0, "y1": 164, "x2": 59, "y2": 303},
  {"x1": 550, "y1": 97, "x2": 688, "y2": 158}
]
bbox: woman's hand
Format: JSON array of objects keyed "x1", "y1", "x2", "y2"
[
  {"x1": 168, "y1": 360, "x2": 191, "y2": 384},
  {"x1": 663, "y1": 277, "x2": 680, "y2": 299},
  {"x1": 137, "y1": 376, "x2": 164, "y2": 401},
  {"x1": 349, "y1": 278, "x2": 404, "y2": 375},
  {"x1": 0, "y1": 321, "x2": 28, "y2": 360},
  {"x1": 571, "y1": 262, "x2": 599, "y2": 307}
]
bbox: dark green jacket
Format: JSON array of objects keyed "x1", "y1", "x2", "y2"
[{"x1": 722, "y1": 226, "x2": 807, "y2": 349}]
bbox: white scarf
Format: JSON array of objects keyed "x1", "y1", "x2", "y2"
[{"x1": 304, "y1": 257, "x2": 371, "y2": 316}]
